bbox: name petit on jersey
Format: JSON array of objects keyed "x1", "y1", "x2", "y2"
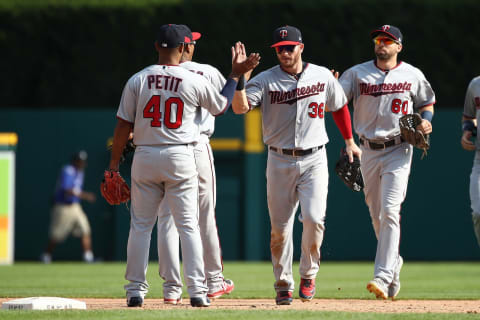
[{"x1": 147, "y1": 75, "x2": 183, "y2": 92}]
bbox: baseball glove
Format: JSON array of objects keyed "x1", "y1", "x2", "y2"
[
  {"x1": 399, "y1": 113, "x2": 430, "y2": 157},
  {"x1": 335, "y1": 148, "x2": 364, "y2": 192},
  {"x1": 107, "y1": 138, "x2": 136, "y2": 163},
  {"x1": 100, "y1": 170, "x2": 130, "y2": 205}
]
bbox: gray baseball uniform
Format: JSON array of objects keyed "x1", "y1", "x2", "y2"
[
  {"x1": 157, "y1": 60, "x2": 227, "y2": 300},
  {"x1": 339, "y1": 60, "x2": 435, "y2": 285},
  {"x1": 463, "y1": 76, "x2": 480, "y2": 247},
  {"x1": 117, "y1": 63, "x2": 228, "y2": 300},
  {"x1": 246, "y1": 63, "x2": 347, "y2": 293}
]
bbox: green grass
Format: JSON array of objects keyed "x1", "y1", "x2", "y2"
[
  {"x1": 1, "y1": 261, "x2": 479, "y2": 299},
  {"x1": 1, "y1": 261, "x2": 480, "y2": 319},
  {"x1": 1, "y1": 310, "x2": 480, "y2": 320}
]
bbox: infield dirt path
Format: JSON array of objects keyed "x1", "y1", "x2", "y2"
[{"x1": 3, "y1": 298, "x2": 477, "y2": 313}]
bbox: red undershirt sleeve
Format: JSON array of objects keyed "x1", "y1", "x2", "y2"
[{"x1": 332, "y1": 104, "x2": 353, "y2": 140}]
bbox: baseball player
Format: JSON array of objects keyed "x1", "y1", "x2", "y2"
[
  {"x1": 41, "y1": 150, "x2": 96, "y2": 264},
  {"x1": 107, "y1": 24, "x2": 260, "y2": 308},
  {"x1": 232, "y1": 25, "x2": 361, "y2": 305},
  {"x1": 156, "y1": 25, "x2": 234, "y2": 304},
  {"x1": 338, "y1": 25, "x2": 435, "y2": 299},
  {"x1": 461, "y1": 76, "x2": 480, "y2": 248}
]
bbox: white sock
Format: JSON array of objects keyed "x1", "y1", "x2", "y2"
[
  {"x1": 83, "y1": 250, "x2": 94, "y2": 263},
  {"x1": 41, "y1": 253, "x2": 51, "y2": 264}
]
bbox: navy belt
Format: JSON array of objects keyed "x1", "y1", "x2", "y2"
[{"x1": 269, "y1": 145, "x2": 323, "y2": 157}]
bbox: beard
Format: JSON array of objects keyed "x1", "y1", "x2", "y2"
[
  {"x1": 279, "y1": 53, "x2": 300, "y2": 69},
  {"x1": 375, "y1": 50, "x2": 394, "y2": 61}
]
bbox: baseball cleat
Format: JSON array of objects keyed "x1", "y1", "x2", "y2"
[
  {"x1": 164, "y1": 297, "x2": 182, "y2": 305},
  {"x1": 388, "y1": 256, "x2": 404, "y2": 299},
  {"x1": 299, "y1": 278, "x2": 315, "y2": 302},
  {"x1": 367, "y1": 278, "x2": 388, "y2": 300},
  {"x1": 190, "y1": 296, "x2": 210, "y2": 307},
  {"x1": 207, "y1": 279, "x2": 234, "y2": 299},
  {"x1": 126, "y1": 296, "x2": 144, "y2": 307},
  {"x1": 275, "y1": 291, "x2": 293, "y2": 305}
]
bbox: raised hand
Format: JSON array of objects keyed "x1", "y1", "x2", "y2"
[{"x1": 231, "y1": 41, "x2": 260, "y2": 78}]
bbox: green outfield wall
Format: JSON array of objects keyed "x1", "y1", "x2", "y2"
[{"x1": 1, "y1": 108, "x2": 479, "y2": 262}]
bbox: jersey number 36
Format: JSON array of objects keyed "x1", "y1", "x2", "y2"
[
  {"x1": 308, "y1": 102, "x2": 325, "y2": 118},
  {"x1": 143, "y1": 95, "x2": 184, "y2": 129}
]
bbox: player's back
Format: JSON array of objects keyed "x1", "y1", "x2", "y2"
[{"x1": 117, "y1": 64, "x2": 227, "y2": 146}]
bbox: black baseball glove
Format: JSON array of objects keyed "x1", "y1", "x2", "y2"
[
  {"x1": 335, "y1": 148, "x2": 364, "y2": 192},
  {"x1": 399, "y1": 113, "x2": 430, "y2": 157},
  {"x1": 107, "y1": 137, "x2": 136, "y2": 163}
]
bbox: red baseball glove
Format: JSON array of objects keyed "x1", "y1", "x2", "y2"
[{"x1": 100, "y1": 170, "x2": 130, "y2": 205}]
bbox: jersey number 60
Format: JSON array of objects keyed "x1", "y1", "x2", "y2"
[
  {"x1": 391, "y1": 99, "x2": 408, "y2": 115},
  {"x1": 143, "y1": 95, "x2": 184, "y2": 129}
]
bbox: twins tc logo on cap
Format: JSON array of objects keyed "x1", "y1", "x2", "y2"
[
  {"x1": 371, "y1": 24, "x2": 403, "y2": 43},
  {"x1": 271, "y1": 25, "x2": 303, "y2": 48}
]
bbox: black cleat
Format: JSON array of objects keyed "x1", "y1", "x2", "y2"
[
  {"x1": 190, "y1": 296, "x2": 210, "y2": 307},
  {"x1": 127, "y1": 296, "x2": 144, "y2": 307}
]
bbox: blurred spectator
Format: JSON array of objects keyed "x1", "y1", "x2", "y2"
[{"x1": 40, "y1": 150, "x2": 96, "y2": 263}]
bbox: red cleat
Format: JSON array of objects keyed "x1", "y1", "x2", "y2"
[
  {"x1": 275, "y1": 291, "x2": 293, "y2": 305},
  {"x1": 207, "y1": 279, "x2": 234, "y2": 299},
  {"x1": 299, "y1": 278, "x2": 315, "y2": 302}
]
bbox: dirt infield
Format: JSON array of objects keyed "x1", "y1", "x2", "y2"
[{"x1": 2, "y1": 298, "x2": 478, "y2": 313}]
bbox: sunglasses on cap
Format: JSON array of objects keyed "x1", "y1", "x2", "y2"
[
  {"x1": 275, "y1": 45, "x2": 296, "y2": 53},
  {"x1": 182, "y1": 40, "x2": 196, "y2": 46},
  {"x1": 373, "y1": 37, "x2": 399, "y2": 46}
]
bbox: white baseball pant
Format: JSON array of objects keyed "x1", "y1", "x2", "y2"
[
  {"x1": 360, "y1": 143, "x2": 412, "y2": 284},
  {"x1": 124, "y1": 144, "x2": 207, "y2": 300},
  {"x1": 157, "y1": 142, "x2": 224, "y2": 299},
  {"x1": 266, "y1": 147, "x2": 328, "y2": 292}
]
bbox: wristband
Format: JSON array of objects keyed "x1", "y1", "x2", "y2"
[
  {"x1": 236, "y1": 75, "x2": 245, "y2": 90},
  {"x1": 420, "y1": 110, "x2": 433, "y2": 122},
  {"x1": 463, "y1": 119, "x2": 475, "y2": 132}
]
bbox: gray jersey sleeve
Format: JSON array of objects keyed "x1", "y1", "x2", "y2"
[
  {"x1": 412, "y1": 69, "x2": 435, "y2": 109},
  {"x1": 338, "y1": 68, "x2": 355, "y2": 102},
  {"x1": 117, "y1": 75, "x2": 138, "y2": 123},
  {"x1": 189, "y1": 75, "x2": 228, "y2": 115},
  {"x1": 208, "y1": 67, "x2": 226, "y2": 91},
  {"x1": 326, "y1": 73, "x2": 348, "y2": 112},
  {"x1": 245, "y1": 74, "x2": 265, "y2": 108},
  {"x1": 463, "y1": 77, "x2": 480, "y2": 118}
]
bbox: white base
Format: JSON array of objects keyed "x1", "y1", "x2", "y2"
[{"x1": 2, "y1": 297, "x2": 87, "y2": 310}]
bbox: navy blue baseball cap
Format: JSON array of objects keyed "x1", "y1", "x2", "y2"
[
  {"x1": 371, "y1": 25, "x2": 403, "y2": 43},
  {"x1": 157, "y1": 24, "x2": 192, "y2": 48},
  {"x1": 271, "y1": 25, "x2": 303, "y2": 48}
]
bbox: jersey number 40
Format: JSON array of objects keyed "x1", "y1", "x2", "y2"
[{"x1": 143, "y1": 95, "x2": 184, "y2": 129}]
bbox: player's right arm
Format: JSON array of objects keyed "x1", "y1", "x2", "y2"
[
  {"x1": 461, "y1": 79, "x2": 478, "y2": 151},
  {"x1": 232, "y1": 89, "x2": 250, "y2": 114},
  {"x1": 110, "y1": 77, "x2": 136, "y2": 170}
]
